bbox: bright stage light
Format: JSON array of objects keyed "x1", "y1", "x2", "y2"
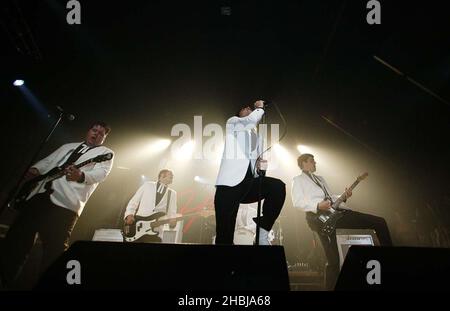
[
  {"x1": 173, "y1": 140, "x2": 195, "y2": 160},
  {"x1": 193, "y1": 175, "x2": 214, "y2": 186},
  {"x1": 272, "y1": 144, "x2": 295, "y2": 169},
  {"x1": 151, "y1": 139, "x2": 171, "y2": 151},
  {"x1": 297, "y1": 144, "x2": 313, "y2": 155},
  {"x1": 274, "y1": 143, "x2": 289, "y2": 158},
  {"x1": 135, "y1": 138, "x2": 172, "y2": 159},
  {"x1": 13, "y1": 79, "x2": 24, "y2": 86}
]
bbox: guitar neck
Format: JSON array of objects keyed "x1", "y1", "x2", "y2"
[
  {"x1": 150, "y1": 211, "x2": 206, "y2": 227},
  {"x1": 151, "y1": 216, "x2": 186, "y2": 228},
  {"x1": 49, "y1": 159, "x2": 96, "y2": 180},
  {"x1": 334, "y1": 178, "x2": 362, "y2": 207},
  {"x1": 347, "y1": 179, "x2": 361, "y2": 192}
]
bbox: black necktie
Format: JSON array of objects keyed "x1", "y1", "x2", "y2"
[
  {"x1": 155, "y1": 182, "x2": 167, "y2": 206},
  {"x1": 307, "y1": 173, "x2": 332, "y2": 201}
]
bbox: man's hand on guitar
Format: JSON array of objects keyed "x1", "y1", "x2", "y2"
[
  {"x1": 125, "y1": 215, "x2": 135, "y2": 225},
  {"x1": 317, "y1": 200, "x2": 331, "y2": 211},
  {"x1": 169, "y1": 219, "x2": 178, "y2": 229},
  {"x1": 24, "y1": 168, "x2": 40, "y2": 181},
  {"x1": 65, "y1": 165, "x2": 84, "y2": 182},
  {"x1": 257, "y1": 159, "x2": 268, "y2": 171},
  {"x1": 343, "y1": 187, "x2": 352, "y2": 200}
]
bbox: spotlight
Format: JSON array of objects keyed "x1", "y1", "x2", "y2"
[
  {"x1": 173, "y1": 140, "x2": 195, "y2": 160},
  {"x1": 193, "y1": 175, "x2": 213, "y2": 186},
  {"x1": 13, "y1": 79, "x2": 24, "y2": 86},
  {"x1": 273, "y1": 144, "x2": 292, "y2": 162},
  {"x1": 151, "y1": 139, "x2": 171, "y2": 151}
]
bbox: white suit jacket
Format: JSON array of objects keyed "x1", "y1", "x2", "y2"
[
  {"x1": 31, "y1": 142, "x2": 114, "y2": 216},
  {"x1": 291, "y1": 172, "x2": 345, "y2": 214},
  {"x1": 124, "y1": 181, "x2": 177, "y2": 219},
  {"x1": 215, "y1": 108, "x2": 265, "y2": 186},
  {"x1": 124, "y1": 181, "x2": 178, "y2": 237}
]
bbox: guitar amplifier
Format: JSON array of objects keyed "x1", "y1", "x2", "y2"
[
  {"x1": 92, "y1": 229, "x2": 124, "y2": 242},
  {"x1": 335, "y1": 229, "x2": 380, "y2": 269},
  {"x1": 161, "y1": 220, "x2": 183, "y2": 243}
]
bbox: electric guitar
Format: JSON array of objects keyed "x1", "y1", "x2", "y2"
[
  {"x1": 9, "y1": 153, "x2": 114, "y2": 208},
  {"x1": 122, "y1": 209, "x2": 214, "y2": 242},
  {"x1": 314, "y1": 172, "x2": 368, "y2": 236}
]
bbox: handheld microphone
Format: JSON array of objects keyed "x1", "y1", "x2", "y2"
[
  {"x1": 262, "y1": 100, "x2": 271, "y2": 108},
  {"x1": 56, "y1": 106, "x2": 75, "y2": 121}
]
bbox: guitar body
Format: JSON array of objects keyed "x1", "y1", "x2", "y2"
[
  {"x1": 13, "y1": 169, "x2": 59, "y2": 208},
  {"x1": 122, "y1": 212, "x2": 166, "y2": 242},
  {"x1": 309, "y1": 172, "x2": 369, "y2": 237},
  {"x1": 315, "y1": 209, "x2": 346, "y2": 236},
  {"x1": 121, "y1": 209, "x2": 212, "y2": 242}
]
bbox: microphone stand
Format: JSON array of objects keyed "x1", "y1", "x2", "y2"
[
  {"x1": 254, "y1": 110, "x2": 266, "y2": 246},
  {"x1": 1, "y1": 110, "x2": 65, "y2": 215}
]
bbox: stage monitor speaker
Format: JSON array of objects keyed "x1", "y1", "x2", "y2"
[
  {"x1": 35, "y1": 241, "x2": 290, "y2": 291},
  {"x1": 335, "y1": 246, "x2": 450, "y2": 291}
]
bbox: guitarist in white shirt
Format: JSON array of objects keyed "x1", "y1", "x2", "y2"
[
  {"x1": 0, "y1": 122, "x2": 114, "y2": 288},
  {"x1": 124, "y1": 169, "x2": 178, "y2": 243},
  {"x1": 291, "y1": 153, "x2": 392, "y2": 290}
]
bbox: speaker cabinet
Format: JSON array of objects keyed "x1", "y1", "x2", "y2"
[
  {"x1": 36, "y1": 241, "x2": 290, "y2": 291},
  {"x1": 335, "y1": 246, "x2": 450, "y2": 291}
]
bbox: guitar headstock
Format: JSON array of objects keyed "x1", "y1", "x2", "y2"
[
  {"x1": 357, "y1": 172, "x2": 369, "y2": 181},
  {"x1": 94, "y1": 153, "x2": 114, "y2": 162}
]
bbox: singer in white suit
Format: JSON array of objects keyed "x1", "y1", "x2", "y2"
[{"x1": 214, "y1": 100, "x2": 286, "y2": 245}]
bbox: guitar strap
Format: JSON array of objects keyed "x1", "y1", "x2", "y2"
[
  {"x1": 165, "y1": 189, "x2": 172, "y2": 214},
  {"x1": 44, "y1": 143, "x2": 100, "y2": 191},
  {"x1": 305, "y1": 172, "x2": 333, "y2": 202},
  {"x1": 62, "y1": 143, "x2": 100, "y2": 167}
]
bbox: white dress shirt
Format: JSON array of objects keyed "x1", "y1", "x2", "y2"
[{"x1": 291, "y1": 172, "x2": 345, "y2": 214}]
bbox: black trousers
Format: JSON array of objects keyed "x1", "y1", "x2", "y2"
[
  {"x1": 0, "y1": 194, "x2": 78, "y2": 288},
  {"x1": 214, "y1": 173, "x2": 286, "y2": 245},
  {"x1": 307, "y1": 210, "x2": 392, "y2": 290}
]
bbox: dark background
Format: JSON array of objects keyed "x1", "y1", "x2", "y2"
[{"x1": 1, "y1": 0, "x2": 450, "y2": 266}]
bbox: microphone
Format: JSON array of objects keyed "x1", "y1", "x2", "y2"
[
  {"x1": 262, "y1": 100, "x2": 271, "y2": 108},
  {"x1": 55, "y1": 106, "x2": 75, "y2": 121},
  {"x1": 253, "y1": 100, "x2": 271, "y2": 110}
]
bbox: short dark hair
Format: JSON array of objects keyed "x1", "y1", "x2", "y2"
[
  {"x1": 158, "y1": 169, "x2": 173, "y2": 180},
  {"x1": 90, "y1": 121, "x2": 111, "y2": 135},
  {"x1": 297, "y1": 153, "x2": 314, "y2": 169},
  {"x1": 235, "y1": 105, "x2": 254, "y2": 117}
]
